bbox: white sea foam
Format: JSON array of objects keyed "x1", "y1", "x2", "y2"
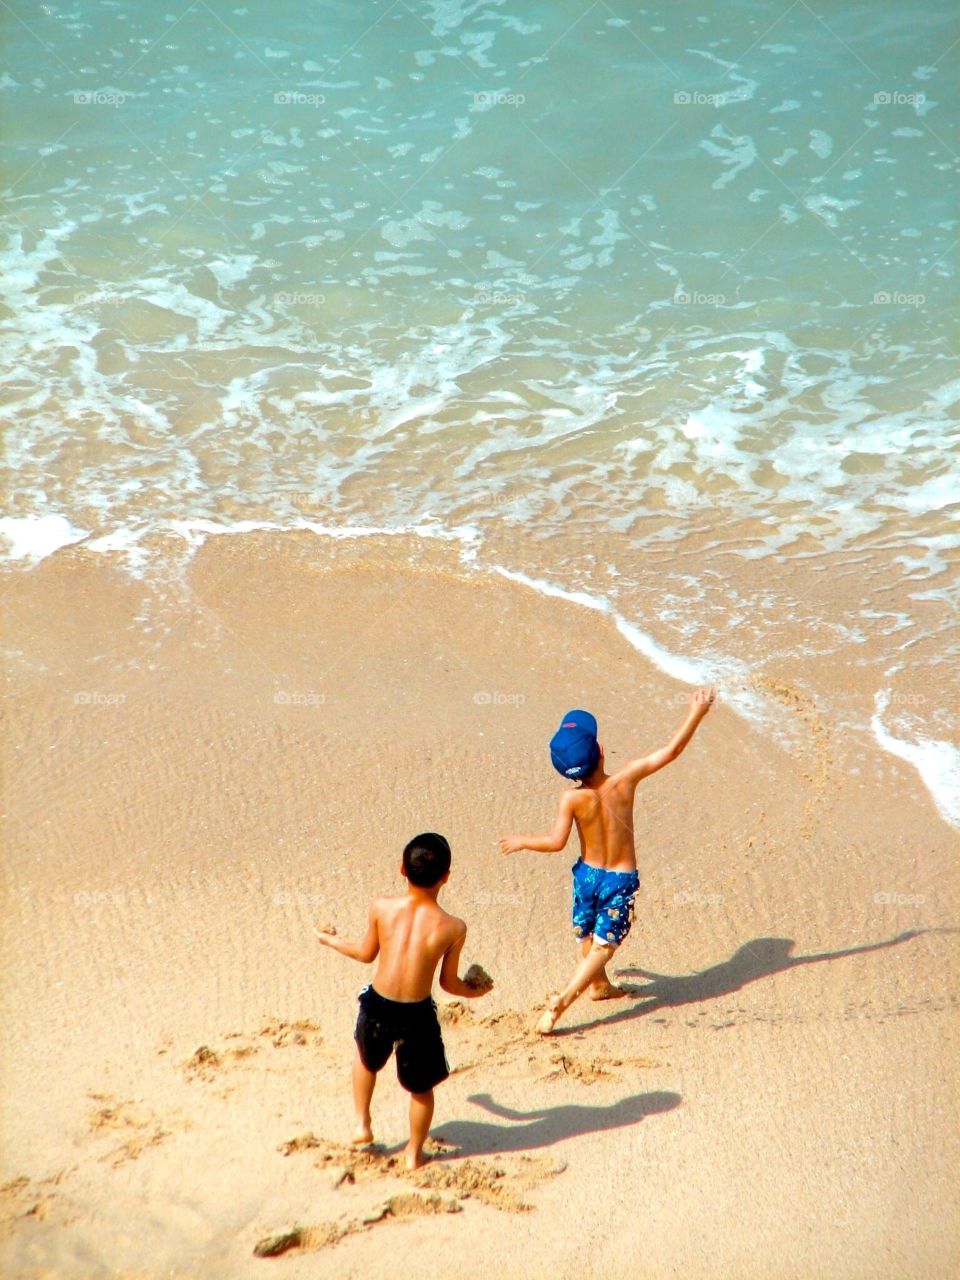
[
  {"x1": 871, "y1": 691, "x2": 960, "y2": 829},
  {"x1": 803, "y1": 193, "x2": 861, "y2": 227},
  {"x1": 701, "y1": 125, "x2": 757, "y2": 189},
  {"x1": 0, "y1": 514, "x2": 89, "y2": 562}
]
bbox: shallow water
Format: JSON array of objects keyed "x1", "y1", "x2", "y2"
[{"x1": 1, "y1": 0, "x2": 958, "y2": 822}]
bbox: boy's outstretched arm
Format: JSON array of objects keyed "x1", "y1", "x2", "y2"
[
  {"x1": 438, "y1": 924, "x2": 490, "y2": 998},
  {"x1": 622, "y1": 686, "x2": 715, "y2": 784},
  {"x1": 499, "y1": 789, "x2": 576, "y2": 855},
  {"x1": 314, "y1": 903, "x2": 380, "y2": 963}
]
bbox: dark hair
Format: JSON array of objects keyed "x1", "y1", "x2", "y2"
[{"x1": 402, "y1": 832, "x2": 451, "y2": 888}]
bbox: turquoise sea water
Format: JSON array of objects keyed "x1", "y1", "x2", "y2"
[{"x1": 1, "y1": 1, "x2": 958, "y2": 821}]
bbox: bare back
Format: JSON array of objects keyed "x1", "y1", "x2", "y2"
[
  {"x1": 370, "y1": 894, "x2": 465, "y2": 1002},
  {"x1": 568, "y1": 769, "x2": 640, "y2": 872}
]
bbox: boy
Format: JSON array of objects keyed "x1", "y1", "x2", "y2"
[
  {"x1": 314, "y1": 832, "x2": 492, "y2": 1169},
  {"x1": 499, "y1": 688, "x2": 715, "y2": 1034}
]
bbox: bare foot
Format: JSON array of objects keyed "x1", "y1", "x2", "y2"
[
  {"x1": 352, "y1": 1123, "x2": 373, "y2": 1146},
  {"x1": 403, "y1": 1145, "x2": 427, "y2": 1170},
  {"x1": 536, "y1": 996, "x2": 562, "y2": 1036},
  {"x1": 589, "y1": 980, "x2": 627, "y2": 1001}
]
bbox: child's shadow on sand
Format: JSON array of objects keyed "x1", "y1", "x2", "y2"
[
  {"x1": 564, "y1": 926, "x2": 956, "y2": 1034},
  {"x1": 435, "y1": 1090, "x2": 680, "y2": 1156}
]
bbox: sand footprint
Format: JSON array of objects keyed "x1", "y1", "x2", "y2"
[
  {"x1": 86, "y1": 1092, "x2": 181, "y2": 1166},
  {"x1": 751, "y1": 673, "x2": 834, "y2": 836},
  {"x1": 181, "y1": 1018, "x2": 324, "y2": 1084},
  {"x1": 0, "y1": 1171, "x2": 81, "y2": 1238}
]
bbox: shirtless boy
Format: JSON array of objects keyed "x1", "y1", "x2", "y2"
[
  {"x1": 499, "y1": 688, "x2": 715, "y2": 1034},
  {"x1": 314, "y1": 832, "x2": 492, "y2": 1168}
]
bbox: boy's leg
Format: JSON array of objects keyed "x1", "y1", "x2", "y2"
[
  {"x1": 395, "y1": 1003, "x2": 447, "y2": 1169},
  {"x1": 537, "y1": 939, "x2": 617, "y2": 1034},
  {"x1": 351, "y1": 1045, "x2": 377, "y2": 1144},
  {"x1": 580, "y1": 937, "x2": 624, "y2": 1000},
  {"x1": 404, "y1": 1088, "x2": 434, "y2": 1170}
]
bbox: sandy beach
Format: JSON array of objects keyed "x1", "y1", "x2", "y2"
[
  {"x1": 1, "y1": 531, "x2": 957, "y2": 1279},
  {"x1": 4, "y1": 0, "x2": 959, "y2": 1273}
]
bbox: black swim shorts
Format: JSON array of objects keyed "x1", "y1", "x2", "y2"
[{"x1": 354, "y1": 984, "x2": 450, "y2": 1094}]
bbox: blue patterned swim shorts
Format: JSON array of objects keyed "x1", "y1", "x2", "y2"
[{"x1": 571, "y1": 858, "x2": 640, "y2": 948}]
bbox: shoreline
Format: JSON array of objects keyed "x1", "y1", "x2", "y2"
[{"x1": 1, "y1": 520, "x2": 956, "y2": 835}]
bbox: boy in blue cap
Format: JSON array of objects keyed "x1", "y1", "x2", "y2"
[{"x1": 499, "y1": 688, "x2": 715, "y2": 1033}]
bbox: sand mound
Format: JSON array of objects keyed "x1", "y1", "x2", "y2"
[
  {"x1": 437, "y1": 999, "x2": 475, "y2": 1026},
  {"x1": 258, "y1": 1136, "x2": 566, "y2": 1256},
  {"x1": 410, "y1": 1153, "x2": 566, "y2": 1212},
  {"x1": 182, "y1": 1042, "x2": 258, "y2": 1081},
  {"x1": 256, "y1": 1017, "x2": 323, "y2": 1048},
  {"x1": 278, "y1": 1133, "x2": 566, "y2": 1212},
  {"x1": 253, "y1": 1193, "x2": 461, "y2": 1257}
]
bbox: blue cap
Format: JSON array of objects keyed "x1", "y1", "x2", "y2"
[{"x1": 549, "y1": 709, "x2": 600, "y2": 779}]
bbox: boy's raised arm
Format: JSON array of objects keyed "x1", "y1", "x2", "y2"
[
  {"x1": 499, "y1": 789, "x2": 576, "y2": 855},
  {"x1": 314, "y1": 902, "x2": 380, "y2": 963},
  {"x1": 622, "y1": 686, "x2": 715, "y2": 784}
]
